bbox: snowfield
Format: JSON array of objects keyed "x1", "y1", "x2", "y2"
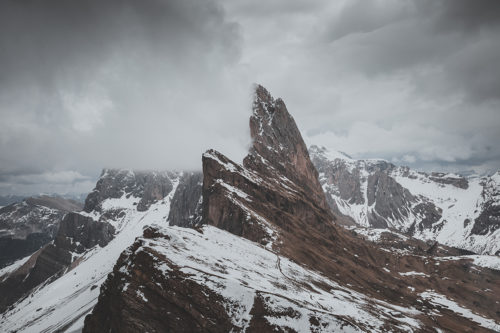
[{"x1": 130, "y1": 225, "x2": 423, "y2": 332}]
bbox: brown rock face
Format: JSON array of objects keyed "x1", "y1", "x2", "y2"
[
  {"x1": 244, "y1": 85, "x2": 329, "y2": 210},
  {"x1": 201, "y1": 85, "x2": 341, "y2": 246}
]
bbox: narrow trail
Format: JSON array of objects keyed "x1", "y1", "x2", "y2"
[{"x1": 275, "y1": 254, "x2": 291, "y2": 281}]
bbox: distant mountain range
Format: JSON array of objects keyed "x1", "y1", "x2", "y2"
[
  {"x1": 0, "y1": 193, "x2": 87, "y2": 208},
  {"x1": 310, "y1": 146, "x2": 500, "y2": 255}
]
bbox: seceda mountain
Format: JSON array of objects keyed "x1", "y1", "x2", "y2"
[{"x1": 0, "y1": 86, "x2": 499, "y2": 332}]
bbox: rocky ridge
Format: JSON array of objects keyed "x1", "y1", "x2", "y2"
[{"x1": 0, "y1": 170, "x2": 181, "y2": 332}]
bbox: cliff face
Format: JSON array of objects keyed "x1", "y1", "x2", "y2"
[
  {"x1": 471, "y1": 173, "x2": 500, "y2": 237},
  {"x1": 244, "y1": 85, "x2": 329, "y2": 210},
  {"x1": 201, "y1": 85, "x2": 340, "y2": 246},
  {"x1": 167, "y1": 172, "x2": 203, "y2": 228}
]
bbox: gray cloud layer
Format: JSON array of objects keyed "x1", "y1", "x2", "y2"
[{"x1": 0, "y1": 0, "x2": 499, "y2": 195}]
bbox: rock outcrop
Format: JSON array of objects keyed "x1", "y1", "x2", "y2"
[
  {"x1": 429, "y1": 172, "x2": 469, "y2": 189},
  {"x1": 83, "y1": 227, "x2": 236, "y2": 333}
]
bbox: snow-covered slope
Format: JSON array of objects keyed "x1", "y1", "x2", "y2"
[
  {"x1": 86, "y1": 225, "x2": 427, "y2": 332},
  {"x1": 392, "y1": 168, "x2": 500, "y2": 255},
  {"x1": 311, "y1": 145, "x2": 500, "y2": 255},
  {"x1": 0, "y1": 172, "x2": 180, "y2": 332}
]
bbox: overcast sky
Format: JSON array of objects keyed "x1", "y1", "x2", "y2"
[{"x1": 1, "y1": 0, "x2": 499, "y2": 196}]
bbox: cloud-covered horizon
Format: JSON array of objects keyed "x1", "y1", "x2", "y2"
[{"x1": 1, "y1": 0, "x2": 499, "y2": 195}]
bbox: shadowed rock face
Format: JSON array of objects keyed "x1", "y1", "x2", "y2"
[
  {"x1": 472, "y1": 175, "x2": 500, "y2": 238},
  {"x1": 167, "y1": 172, "x2": 203, "y2": 228},
  {"x1": 0, "y1": 196, "x2": 83, "y2": 268},
  {"x1": 84, "y1": 169, "x2": 174, "y2": 213},
  {"x1": 0, "y1": 212, "x2": 114, "y2": 313},
  {"x1": 54, "y1": 212, "x2": 115, "y2": 253}
]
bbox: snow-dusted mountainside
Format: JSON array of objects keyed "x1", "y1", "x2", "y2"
[
  {"x1": 0, "y1": 86, "x2": 499, "y2": 333},
  {"x1": 0, "y1": 170, "x2": 181, "y2": 332},
  {"x1": 0, "y1": 196, "x2": 83, "y2": 268},
  {"x1": 310, "y1": 145, "x2": 500, "y2": 255},
  {"x1": 85, "y1": 225, "x2": 426, "y2": 332}
]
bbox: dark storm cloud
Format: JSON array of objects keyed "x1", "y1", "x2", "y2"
[
  {"x1": 418, "y1": 0, "x2": 500, "y2": 33},
  {"x1": 1, "y1": 0, "x2": 500, "y2": 195},
  {"x1": 418, "y1": 0, "x2": 500, "y2": 102},
  {"x1": 326, "y1": 0, "x2": 412, "y2": 41},
  {"x1": 0, "y1": 0, "x2": 245, "y2": 195},
  {"x1": 323, "y1": 0, "x2": 500, "y2": 103}
]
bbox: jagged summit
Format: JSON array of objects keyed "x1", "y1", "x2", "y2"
[{"x1": 244, "y1": 85, "x2": 329, "y2": 210}]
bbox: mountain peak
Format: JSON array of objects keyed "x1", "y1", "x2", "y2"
[
  {"x1": 249, "y1": 84, "x2": 297, "y2": 156},
  {"x1": 245, "y1": 85, "x2": 329, "y2": 209}
]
